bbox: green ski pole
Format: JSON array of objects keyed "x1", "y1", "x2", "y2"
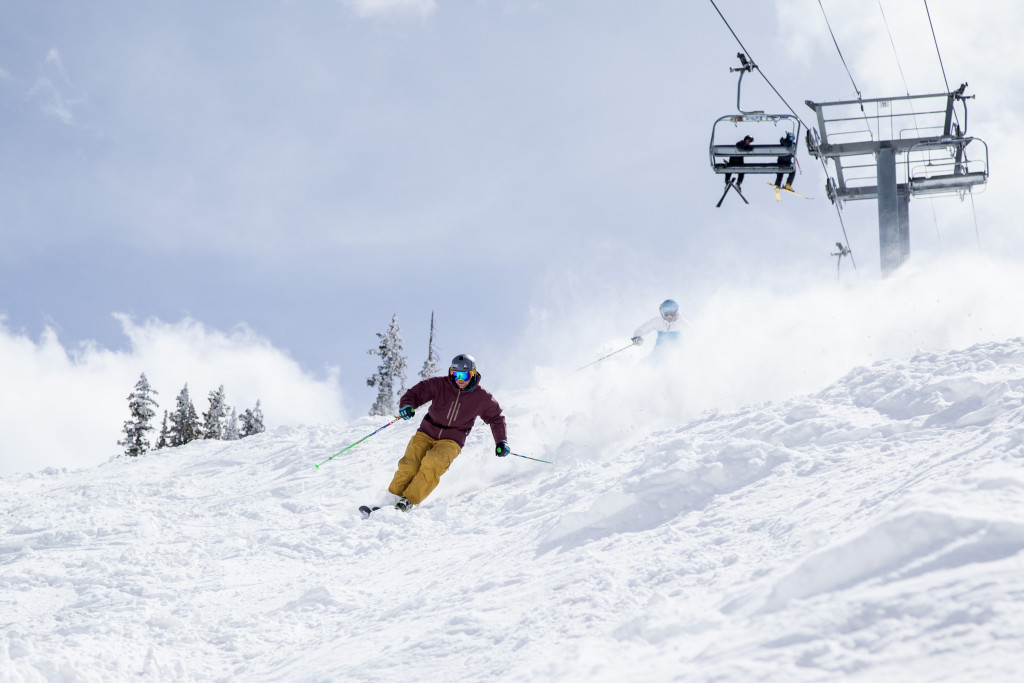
[
  {"x1": 315, "y1": 417, "x2": 401, "y2": 469},
  {"x1": 512, "y1": 452, "x2": 553, "y2": 464}
]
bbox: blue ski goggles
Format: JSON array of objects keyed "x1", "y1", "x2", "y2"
[{"x1": 450, "y1": 369, "x2": 475, "y2": 382}]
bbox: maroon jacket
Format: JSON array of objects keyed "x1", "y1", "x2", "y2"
[{"x1": 399, "y1": 373, "x2": 507, "y2": 448}]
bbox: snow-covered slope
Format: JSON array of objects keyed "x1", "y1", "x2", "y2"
[{"x1": 3, "y1": 339, "x2": 1024, "y2": 681}]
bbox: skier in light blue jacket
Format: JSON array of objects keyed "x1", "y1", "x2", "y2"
[{"x1": 631, "y1": 299, "x2": 690, "y2": 348}]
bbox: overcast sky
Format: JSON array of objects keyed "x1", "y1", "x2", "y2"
[{"x1": 2, "y1": 0, "x2": 1022, "y2": 475}]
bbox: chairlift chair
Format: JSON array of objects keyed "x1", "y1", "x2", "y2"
[
  {"x1": 709, "y1": 54, "x2": 803, "y2": 181},
  {"x1": 709, "y1": 114, "x2": 803, "y2": 176},
  {"x1": 906, "y1": 136, "x2": 988, "y2": 198}
]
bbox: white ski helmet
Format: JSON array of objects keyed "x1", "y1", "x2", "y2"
[{"x1": 659, "y1": 299, "x2": 680, "y2": 319}]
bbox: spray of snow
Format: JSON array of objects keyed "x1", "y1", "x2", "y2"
[{"x1": 513, "y1": 254, "x2": 1024, "y2": 466}]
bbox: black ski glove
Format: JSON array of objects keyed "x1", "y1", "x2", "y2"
[
  {"x1": 631, "y1": 336, "x2": 644, "y2": 346},
  {"x1": 495, "y1": 440, "x2": 511, "y2": 457},
  {"x1": 399, "y1": 405, "x2": 415, "y2": 420}
]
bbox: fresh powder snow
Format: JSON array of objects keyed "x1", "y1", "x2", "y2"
[{"x1": 3, "y1": 338, "x2": 1024, "y2": 681}]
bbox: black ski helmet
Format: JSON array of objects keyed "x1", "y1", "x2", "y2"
[{"x1": 450, "y1": 354, "x2": 477, "y2": 374}]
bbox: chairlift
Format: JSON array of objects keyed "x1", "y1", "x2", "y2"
[
  {"x1": 906, "y1": 136, "x2": 988, "y2": 198},
  {"x1": 709, "y1": 54, "x2": 803, "y2": 183}
]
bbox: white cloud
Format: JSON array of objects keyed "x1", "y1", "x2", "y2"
[
  {"x1": 44, "y1": 47, "x2": 66, "y2": 73},
  {"x1": 0, "y1": 315, "x2": 347, "y2": 476},
  {"x1": 29, "y1": 47, "x2": 80, "y2": 124},
  {"x1": 342, "y1": 0, "x2": 436, "y2": 19},
  {"x1": 28, "y1": 79, "x2": 73, "y2": 124},
  {"x1": 777, "y1": 1, "x2": 1021, "y2": 101}
]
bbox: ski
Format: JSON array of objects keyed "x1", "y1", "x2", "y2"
[
  {"x1": 768, "y1": 182, "x2": 812, "y2": 200},
  {"x1": 716, "y1": 179, "x2": 749, "y2": 207},
  {"x1": 359, "y1": 505, "x2": 381, "y2": 519},
  {"x1": 715, "y1": 180, "x2": 733, "y2": 207},
  {"x1": 733, "y1": 182, "x2": 749, "y2": 204}
]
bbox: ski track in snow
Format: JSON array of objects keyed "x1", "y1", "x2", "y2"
[{"x1": 3, "y1": 339, "x2": 1024, "y2": 681}]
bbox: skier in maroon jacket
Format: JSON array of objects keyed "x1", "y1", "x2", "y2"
[{"x1": 387, "y1": 353, "x2": 510, "y2": 511}]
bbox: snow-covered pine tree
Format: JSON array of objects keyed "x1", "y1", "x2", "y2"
[
  {"x1": 156, "y1": 411, "x2": 170, "y2": 450},
  {"x1": 202, "y1": 385, "x2": 228, "y2": 439},
  {"x1": 117, "y1": 373, "x2": 159, "y2": 458},
  {"x1": 223, "y1": 407, "x2": 240, "y2": 441},
  {"x1": 240, "y1": 407, "x2": 253, "y2": 437},
  {"x1": 366, "y1": 314, "x2": 408, "y2": 416},
  {"x1": 168, "y1": 384, "x2": 201, "y2": 447},
  {"x1": 419, "y1": 310, "x2": 441, "y2": 380},
  {"x1": 239, "y1": 400, "x2": 265, "y2": 437},
  {"x1": 250, "y1": 400, "x2": 264, "y2": 435}
]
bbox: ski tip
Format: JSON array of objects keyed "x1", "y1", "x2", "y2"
[
  {"x1": 314, "y1": 463, "x2": 319, "y2": 470},
  {"x1": 359, "y1": 505, "x2": 381, "y2": 519}
]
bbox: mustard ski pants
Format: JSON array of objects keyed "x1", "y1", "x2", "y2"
[{"x1": 388, "y1": 431, "x2": 462, "y2": 505}]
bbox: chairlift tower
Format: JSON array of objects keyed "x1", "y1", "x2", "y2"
[{"x1": 805, "y1": 86, "x2": 988, "y2": 276}]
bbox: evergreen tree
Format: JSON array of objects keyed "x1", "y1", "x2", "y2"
[
  {"x1": 240, "y1": 400, "x2": 265, "y2": 437},
  {"x1": 419, "y1": 310, "x2": 441, "y2": 380},
  {"x1": 202, "y1": 385, "x2": 228, "y2": 440},
  {"x1": 251, "y1": 400, "x2": 265, "y2": 435},
  {"x1": 168, "y1": 384, "x2": 201, "y2": 447},
  {"x1": 118, "y1": 373, "x2": 159, "y2": 458},
  {"x1": 156, "y1": 411, "x2": 170, "y2": 450},
  {"x1": 366, "y1": 314, "x2": 408, "y2": 416},
  {"x1": 223, "y1": 407, "x2": 240, "y2": 441}
]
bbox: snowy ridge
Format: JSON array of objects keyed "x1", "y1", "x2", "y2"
[{"x1": 3, "y1": 340, "x2": 1024, "y2": 681}]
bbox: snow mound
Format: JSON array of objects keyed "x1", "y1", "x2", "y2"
[{"x1": 3, "y1": 339, "x2": 1024, "y2": 681}]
